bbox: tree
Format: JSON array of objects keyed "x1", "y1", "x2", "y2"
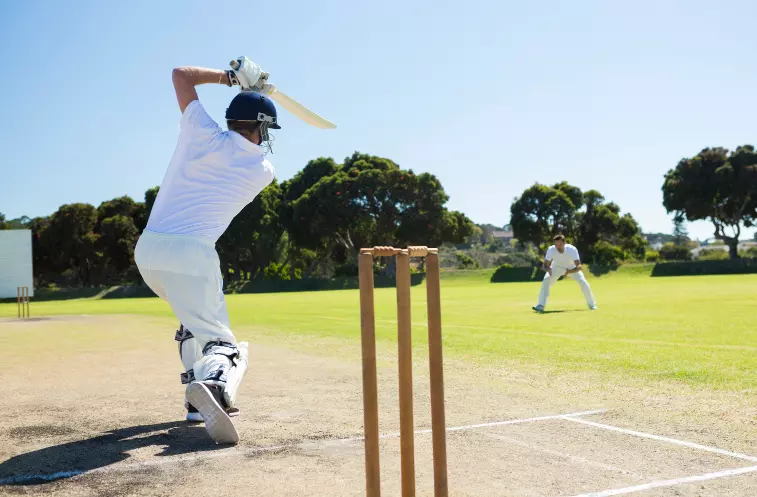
[
  {"x1": 511, "y1": 183, "x2": 645, "y2": 264},
  {"x1": 0, "y1": 213, "x2": 28, "y2": 229},
  {"x1": 663, "y1": 146, "x2": 757, "y2": 259},
  {"x1": 510, "y1": 183, "x2": 581, "y2": 252},
  {"x1": 468, "y1": 225, "x2": 485, "y2": 245},
  {"x1": 88, "y1": 196, "x2": 144, "y2": 281},
  {"x1": 216, "y1": 180, "x2": 285, "y2": 282},
  {"x1": 659, "y1": 242, "x2": 692, "y2": 261},
  {"x1": 672, "y1": 214, "x2": 688, "y2": 246},
  {"x1": 96, "y1": 195, "x2": 146, "y2": 232},
  {"x1": 143, "y1": 187, "x2": 160, "y2": 226},
  {"x1": 280, "y1": 152, "x2": 473, "y2": 274},
  {"x1": 29, "y1": 216, "x2": 52, "y2": 283},
  {"x1": 40, "y1": 204, "x2": 100, "y2": 285},
  {"x1": 575, "y1": 197, "x2": 645, "y2": 263},
  {"x1": 97, "y1": 214, "x2": 139, "y2": 278},
  {"x1": 97, "y1": 196, "x2": 139, "y2": 221}
]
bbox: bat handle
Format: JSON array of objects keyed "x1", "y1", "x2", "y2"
[{"x1": 230, "y1": 60, "x2": 241, "y2": 70}]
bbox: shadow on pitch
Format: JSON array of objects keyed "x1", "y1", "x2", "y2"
[
  {"x1": 0, "y1": 421, "x2": 228, "y2": 485},
  {"x1": 537, "y1": 309, "x2": 589, "y2": 314}
]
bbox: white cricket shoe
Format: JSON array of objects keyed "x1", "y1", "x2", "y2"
[
  {"x1": 186, "y1": 404, "x2": 240, "y2": 422},
  {"x1": 186, "y1": 382, "x2": 239, "y2": 444},
  {"x1": 532, "y1": 305, "x2": 545, "y2": 313},
  {"x1": 589, "y1": 305, "x2": 598, "y2": 310}
]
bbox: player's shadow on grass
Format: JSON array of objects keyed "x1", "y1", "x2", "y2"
[
  {"x1": 538, "y1": 309, "x2": 588, "y2": 314},
  {"x1": 0, "y1": 421, "x2": 228, "y2": 486}
]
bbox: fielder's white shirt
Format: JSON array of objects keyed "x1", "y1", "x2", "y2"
[
  {"x1": 147, "y1": 100, "x2": 275, "y2": 242},
  {"x1": 545, "y1": 244, "x2": 581, "y2": 270}
]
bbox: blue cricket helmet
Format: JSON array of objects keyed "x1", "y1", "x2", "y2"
[{"x1": 225, "y1": 91, "x2": 281, "y2": 129}]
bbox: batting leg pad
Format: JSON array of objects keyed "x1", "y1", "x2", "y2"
[
  {"x1": 175, "y1": 325, "x2": 203, "y2": 385},
  {"x1": 192, "y1": 341, "x2": 249, "y2": 409},
  {"x1": 223, "y1": 342, "x2": 249, "y2": 409}
]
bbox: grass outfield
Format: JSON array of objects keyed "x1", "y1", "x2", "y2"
[{"x1": 2, "y1": 269, "x2": 756, "y2": 391}]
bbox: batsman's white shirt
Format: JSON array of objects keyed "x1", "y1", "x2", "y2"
[
  {"x1": 146, "y1": 100, "x2": 275, "y2": 241},
  {"x1": 545, "y1": 244, "x2": 580, "y2": 273}
]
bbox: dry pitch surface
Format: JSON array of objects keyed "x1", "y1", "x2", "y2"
[{"x1": 1, "y1": 305, "x2": 756, "y2": 496}]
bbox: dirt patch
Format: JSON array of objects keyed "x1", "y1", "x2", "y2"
[
  {"x1": 0, "y1": 315, "x2": 755, "y2": 496},
  {"x1": 8, "y1": 425, "x2": 78, "y2": 439}
]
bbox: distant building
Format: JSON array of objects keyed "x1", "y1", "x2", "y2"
[{"x1": 492, "y1": 230, "x2": 514, "y2": 243}]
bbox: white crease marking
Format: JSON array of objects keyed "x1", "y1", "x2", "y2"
[
  {"x1": 569, "y1": 465, "x2": 757, "y2": 497},
  {"x1": 563, "y1": 417, "x2": 757, "y2": 463}
]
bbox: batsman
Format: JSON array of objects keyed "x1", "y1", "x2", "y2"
[{"x1": 135, "y1": 57, "x2": 278, "y2": 444}]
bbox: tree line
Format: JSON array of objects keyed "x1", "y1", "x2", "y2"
[
  {"x1": 508, "y1": 144, "x2": 757, "y2": 262},
  {"x1": 2, "y1": 145, "x2": 755, "y2": 288},
  {"x1": 0, "y1": 153, "x2": 474, "y2": 287}
]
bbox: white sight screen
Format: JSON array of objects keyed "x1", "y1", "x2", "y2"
[{"x1": 0, "y1": 230, "x2": 34, "y2": 298}]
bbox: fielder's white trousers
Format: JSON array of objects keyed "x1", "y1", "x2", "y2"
[
  {"x1": 537, "y1": 268, "x2": 596, "y2": 308},
  {"x1": 135, "y1": 230, "x2": 237, "y2": 357}
]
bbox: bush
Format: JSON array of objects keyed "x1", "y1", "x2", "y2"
[
  {"x1": 697, "y1": 249, "x2": 729, "y2": 261},
  {"x1": 658, "y1": 243, "x2": 692, "y2": 261},
  {"x1": 455, "y1": 252, "x2": 480, "y2": 269},
  {"x1": 263, "y1": 262, "x2": 302, "y2": 280},
  {"x1": 490, "y1": 264, "x2": 541, "y2": 283},
  {"x1": 740, "y1": 246, "x2": 757, "y2": 259},
  {"x1": 333, "y1": 260, "x2": 359, "y2": 278},
  {"x1": 645, "y1": 250, "x2": 660, "y2": 262},
  {"x1": 493, "y1": 251, "x2": 541, "y2": 268},
  {"x1": 592, "y1": 241, "x2": 624, "y2": 266},
  {"x1": 652, "y1": 259, "x2": 757, "y2": 277}
]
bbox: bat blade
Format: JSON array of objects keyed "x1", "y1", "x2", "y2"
[{"x1": 270, "y1": 89, "x2": 336, "y2": 129}]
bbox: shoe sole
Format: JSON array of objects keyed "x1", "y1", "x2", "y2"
[
  {"x1": 186, "y1": 408, "x2": 240, "y2": 423},
  {"x1": 186, "y1": 383, "x2": 239, "y2": 444}
]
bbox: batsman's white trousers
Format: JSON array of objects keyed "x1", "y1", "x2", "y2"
[
  {"x1": 537, "y1": 268, "x2": 596, "y2": 308},
  {"x1": 135, "y1": 230, "x2": 236, "y2": 356}
]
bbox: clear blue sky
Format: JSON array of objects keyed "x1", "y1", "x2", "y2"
[{"x1": 1, "y1": 0, "x2": 755, "y2": 241}]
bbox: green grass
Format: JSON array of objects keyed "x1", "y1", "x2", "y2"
[{"x1": 3, "y1": 269, "x2": 756, "y2": 391}]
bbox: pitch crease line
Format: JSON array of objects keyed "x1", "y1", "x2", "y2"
[
  {"x1": 568, "y1": 465, "x2": 757, "y2": 497},
  {"x1": 562, "y1": 417, "x2": 757, "y2": 463}
]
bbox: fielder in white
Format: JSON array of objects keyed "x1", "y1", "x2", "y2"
[
  {"x1": 532, "y1": 235, "x2": 597, "y2": 313},
  {"x1": 135, "y1": 57, "x2": 277, "y2": 444}
]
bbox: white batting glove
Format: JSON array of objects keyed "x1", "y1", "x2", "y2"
[{"x1": 229, "y1": 56, "x2": 263, "y2": 90}]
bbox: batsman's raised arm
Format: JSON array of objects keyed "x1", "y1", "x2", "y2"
[{"x1": 172, "y1": 66, "x2": 232, "y2": 113}]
